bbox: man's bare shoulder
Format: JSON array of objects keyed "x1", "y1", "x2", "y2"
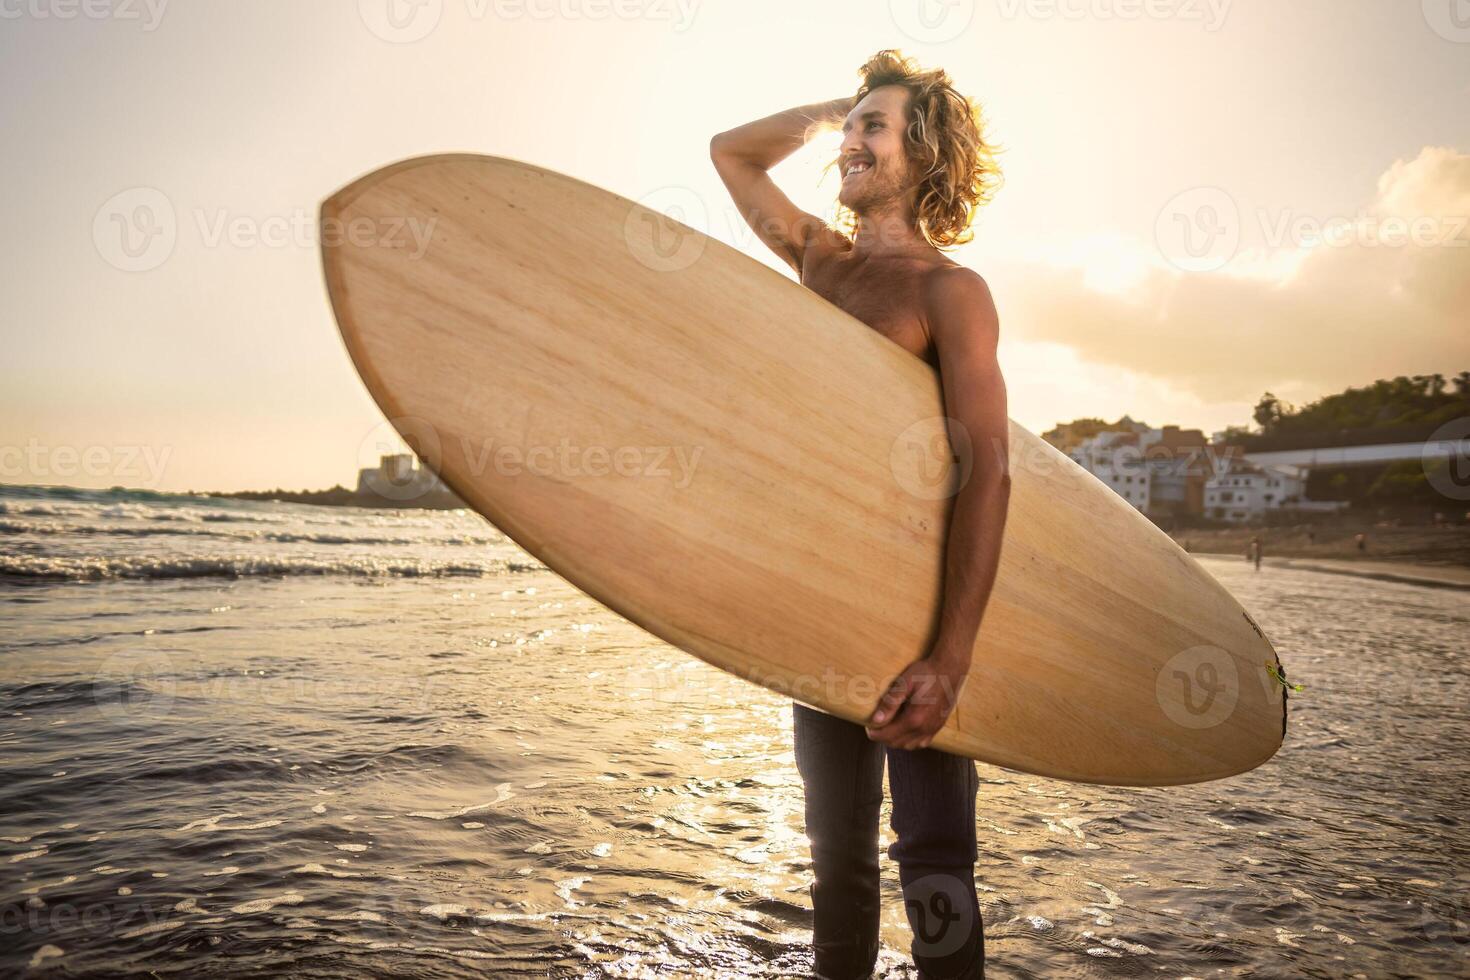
[
  {"x1": 922, "y1": 262, "x2": 992, "y2": 302},
  {"x1": 921, "y1": 264, "x2": 998, "y2": 344}
]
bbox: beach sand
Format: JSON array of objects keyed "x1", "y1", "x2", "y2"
[
  {"x1": 1196, "y1": 555, "x2": 1470, "y2": 591},
  {"x1": 1170, "y1": 521, "x2": 1470, "y2": 574}
]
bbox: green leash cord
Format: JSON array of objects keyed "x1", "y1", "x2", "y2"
[{"x1": 1265, "y1": 660, "x2": 1303, "y2": 693}]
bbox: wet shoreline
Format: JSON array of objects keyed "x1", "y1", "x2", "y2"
[{"x1": 1193, "y1": 553, "x2": 1470, "y2": 591}]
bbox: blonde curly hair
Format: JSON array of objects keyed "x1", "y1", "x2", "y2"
[{"x1": 830, "y1": 50, "x2": 1003, "y2": 249}]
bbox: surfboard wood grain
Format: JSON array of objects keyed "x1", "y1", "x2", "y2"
[{"x1": 321, "y1": 153, "x2": 1286, "y2": 786}]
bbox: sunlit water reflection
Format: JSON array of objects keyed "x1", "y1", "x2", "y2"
[{"x1": 1, "y1": 485, "x2": 1466, "y2": 976}]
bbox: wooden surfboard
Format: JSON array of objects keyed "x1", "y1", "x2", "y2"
[{"x1": 320, "y1": 154, "x2": 1287, "y2": 786}]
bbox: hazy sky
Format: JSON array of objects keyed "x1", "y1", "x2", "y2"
[{"x1": 2, "y1": 0, "x2": 1467, "y2": 491}]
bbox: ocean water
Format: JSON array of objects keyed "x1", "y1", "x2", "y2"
[{"x1": 1, "y1": 483, "x2": 1466, "y2": 978}]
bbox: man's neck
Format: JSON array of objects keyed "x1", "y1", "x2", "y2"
[{"x1": 850, "y1": 206, "x2": 927, "y2": 257}]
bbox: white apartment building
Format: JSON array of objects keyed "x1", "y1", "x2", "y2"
[
  {"x1": 1203, "y1": 458, "x2": 1310, "y2": 522},
  {"x1": 1066, "y1": 420, "x2": 1206, "y2": 516},
  {"x1": 1067, "y1": 421, "x2": 1145, "y2": 511},
  {"x1": 1066, "y1": 421, "x2": 1347, "y2": 522}
]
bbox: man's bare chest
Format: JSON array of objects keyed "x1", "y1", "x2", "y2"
[{"x1": 801, "y1": 253, "x2": 935, "y2": 364}]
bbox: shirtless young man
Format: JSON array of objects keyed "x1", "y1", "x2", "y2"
[{"x1": 710, "y1": 51, "x2": 1010, "y2": 979}]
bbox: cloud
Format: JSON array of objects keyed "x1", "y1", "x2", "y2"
[{"x1": 999, "y1": 146, "x2": 1470, "y2": 403}]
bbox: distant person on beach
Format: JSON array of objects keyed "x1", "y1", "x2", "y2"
[
  {"x1": 1356, "y1": 532, "x2": 1367, "y2": 553},
  {"x1": 712, "y1": 50, "x2": 1008, "y2": 979},
  {"x1": 1249, "y1": 536, "x2": 1263, "y2": 571}
]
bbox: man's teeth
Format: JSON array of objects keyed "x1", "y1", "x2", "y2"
[{"x1": 846, "y1": 162, "x2": 870, "y2": 176}]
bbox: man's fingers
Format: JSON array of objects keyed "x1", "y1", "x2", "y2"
[
  {"x1": 865, "y1": 710, "x2": 912, "y2": 742},
  {"x1": 868, "y1": 711, "x2": 924, "y2": 745},
  {"x1": 868, "y1": 674, "x2": 910, "y2": 726},
  {"x1": 868, "y1": 703, "x2": 946, "y2": 749}
]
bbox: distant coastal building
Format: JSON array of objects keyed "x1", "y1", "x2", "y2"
[
  {"x1": 1063, "y1": 420, "x2": 1349, "y2": 523},
  {"x1": 1065, "y1": 421, "x2": 1212, "y2": 519},
  {"x1": 1204, "y1": 458, "x2": 1304, "y2": 522},
  {"x1": 1203, "y1": 457, "x2": 1348, "y2": 523},
  {"x1": 356, "y1": 453, "x2": 451, "y2": 503}
]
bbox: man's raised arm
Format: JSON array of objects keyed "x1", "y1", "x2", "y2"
[{"x1": 709, "y1": 97, "x2": 852, "y2": 274}]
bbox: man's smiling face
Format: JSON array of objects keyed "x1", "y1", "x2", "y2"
[{"x1": 838, "y1": 84, "x2": 915, "y2": 215}]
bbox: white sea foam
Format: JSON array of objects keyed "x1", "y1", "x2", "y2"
[
  {"x1": 28, "y1": 945, "x2": 64, "y2": 968},
  {"x1": 231, "y1": 892, "x2": 304, "y2": 915},
  {"x1": 176, "y1": 814, "x2": 281, "y2": 834},
  {"x1": 294, "y1": 863, "x2": 363, "y2": 878},
  {"x1": 407, "y1": 783, "x2": 514, "y2": 819},
  {"x1": 1, "y1": 553, "x2": 527, "y2": 583},
  {"x1": 118, "y1": 920, "x2": 186, "y2": 940}
]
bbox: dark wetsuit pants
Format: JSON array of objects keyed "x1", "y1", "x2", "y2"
[{"x1": 793, "y1": 701, "x2": 985, "y2": 979}]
